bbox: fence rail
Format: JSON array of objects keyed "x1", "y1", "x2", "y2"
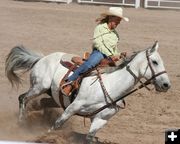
[
  {"x1": 41, "y1": 0, "x2": 180, "y2": 10},
  {"x1": 144, "y1": 0, "x2": 180, "y2": 9},
  {"x1": 77, "y1": 0, "x2": 140, "y2": 8},
  {"x1": 42, "y1": 0, "x2": 72, "y2": 4}
]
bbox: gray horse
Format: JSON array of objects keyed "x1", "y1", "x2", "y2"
[{"x1": 5, "y1": 41, "x2": 171, "y2": 143}]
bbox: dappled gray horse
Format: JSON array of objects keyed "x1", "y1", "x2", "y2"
[{"x1": 5, "y1": 41, "x2": 171, "y2": 143}]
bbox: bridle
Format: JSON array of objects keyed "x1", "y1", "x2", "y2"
[
  {"x1": 126, "y1": 48, "x2": 167, "y2": 91},
  {"x1": 145, "y1": 48, "x2": 167, "y2": 86}
]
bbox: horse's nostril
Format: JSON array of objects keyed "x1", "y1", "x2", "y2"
[{"x1": 163, "y1": 83, "x2": 170, "y2": 88}]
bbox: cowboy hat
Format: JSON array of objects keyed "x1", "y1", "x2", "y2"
[{"x1": 100, "y1": 7, "x2": 129, "y2": 22}]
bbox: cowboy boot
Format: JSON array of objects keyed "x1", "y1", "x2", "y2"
[{"x1": 61, "y1": 81, "x2": 73, "y2": 96}]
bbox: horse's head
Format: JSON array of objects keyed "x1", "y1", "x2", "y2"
[{"x1": 139, "y1": 41, "x2": 171, "y2": 92}]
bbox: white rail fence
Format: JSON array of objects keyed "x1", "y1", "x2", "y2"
[
  {"x1": 41, "y1": 0, "x2": 180, "y2": 10},
  {"x1": 42, "y1": 0, "x2": 72, "y2": 4},
  {"x1": 77, "y1": 0, "x2": 140, "y2": 8},
  {"x1": 144, "y1": 0, "x2": 180, "y2": 9}
]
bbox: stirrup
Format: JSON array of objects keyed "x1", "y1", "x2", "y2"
[{"x1": 60, "y1": 81, "x2": 73, "y2": 97}]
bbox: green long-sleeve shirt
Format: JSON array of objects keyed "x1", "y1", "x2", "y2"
[{"x1": 93, "y1": 23, "x2": 120, "y2": 56}]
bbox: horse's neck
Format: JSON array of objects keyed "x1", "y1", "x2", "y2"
[
  {"x1": 107, "y1": 52, "x2": 146, "y2": 97},
  {"x1": 109, "y1": 67, "x2": 137, "y2": 94}
]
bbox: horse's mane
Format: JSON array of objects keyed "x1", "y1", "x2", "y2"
[{"x1": 104, "y1": 50, "x2": 142, "y2": 73}]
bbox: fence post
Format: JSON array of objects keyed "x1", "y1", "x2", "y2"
[
  {"x1": 158, "y1": 0, "x2": 160, "y2": 7},
  {"x1": 135, "y1": 0, "x2": 140, "y2": 8},
  {"x1": 67, "y1": 0, "x2": 72, "y2": 4},
  {"x1": 144, "y1": 0, "x2": 148, "y2": 8}
]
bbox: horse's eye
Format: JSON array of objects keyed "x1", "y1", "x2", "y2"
[{"x1": 152, "y1": 60, "x2": 158, "y2": 65}]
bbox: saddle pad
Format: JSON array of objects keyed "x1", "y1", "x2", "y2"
[
  {"x1": 61, "y1": 53, "x2": 79, "y2": 63},
  {"x1": 60, "y1": 53, "x2": 79, "y2": 70}
]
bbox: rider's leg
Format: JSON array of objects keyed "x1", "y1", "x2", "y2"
[
  {"x1": 61, "y1": 50, "x2": 105, "y2": 96},
  {"x1": 68, "y1": 50, "x2": 105, "y2": 81}
]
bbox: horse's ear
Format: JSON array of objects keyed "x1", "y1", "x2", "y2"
[{"x1": 150, "y1": 41, "x2": 159, "y2": 53}]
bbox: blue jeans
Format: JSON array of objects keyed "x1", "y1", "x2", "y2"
[{"x1": 68, "y1": 50, "x2": 106, "y2": 81}]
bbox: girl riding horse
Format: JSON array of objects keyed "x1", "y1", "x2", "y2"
[{"x1": 62, "y1": 7, "x2": 129, "y2": 96}]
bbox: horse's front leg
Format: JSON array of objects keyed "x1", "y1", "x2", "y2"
[
  {"x1": 86, "y1": 106, "x2": 121, "y2": 144},
  {"x1": 50, "y1": 102, "x2": 81, "y2": 131},
  {"x1": 86, "y1": 117, "x2": 107, "y2": 144}
]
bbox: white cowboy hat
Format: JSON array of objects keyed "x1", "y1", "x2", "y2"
[{"x1": 100, "y1": 7, "x2": 129, "y2": 22}]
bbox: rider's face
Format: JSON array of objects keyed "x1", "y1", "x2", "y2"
[{"x1": 108, "y1": 16, "x2": 122, "y2": 30}]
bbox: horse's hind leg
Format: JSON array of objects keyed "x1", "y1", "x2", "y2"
[
  {"x1": 18, "y1": 86, "x2": 46, "y2": 122},
  {"x1": 18, "y1": 92, "x2": 28, "y2": 122}
]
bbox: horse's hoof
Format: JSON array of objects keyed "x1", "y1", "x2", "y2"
[
  {"x1": 48, "y1": 129, "x2": 52, "y2": 133},
  {"x1": 18, "y1": 114, "x2": 25, "y2": 123},
  {"x1": 17, "y1": 116, "x2": 27, "y2": 127},
  {"x1": 18, "y1": 117, "x2": 23, "y2": 123},
  {"x1": 86, "y1": 135, "x2": 99, "y2": 144},
  {"x1": 19, "y1": 109, "x2": 26, "y2": 122},
  {"x1": 48, "y1": 126, "x2": 55, "y2": 133}
]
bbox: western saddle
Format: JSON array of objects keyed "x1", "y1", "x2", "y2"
[{"x1": 60, "y1": 52, "x2": 126, "y2": 97}]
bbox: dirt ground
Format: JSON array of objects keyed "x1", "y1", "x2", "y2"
[{"x1": 0, "y1": 0, "x2": 180, "y2": 144}]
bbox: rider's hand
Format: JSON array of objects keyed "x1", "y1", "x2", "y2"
[
  {"x1": 120, "y1": 52, "x2": 127, "y2": 58},
  {"x1": 111, "y1": 55, "x2": 120, "y2": 61}
]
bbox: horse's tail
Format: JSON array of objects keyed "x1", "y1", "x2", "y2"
[{"x1": 5, "y1": 45, "x2": 44, "y2": 88}]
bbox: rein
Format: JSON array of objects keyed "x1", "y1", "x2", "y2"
[{"x1": 76, "y1": 49, "x2": 167, "y2": 118}]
